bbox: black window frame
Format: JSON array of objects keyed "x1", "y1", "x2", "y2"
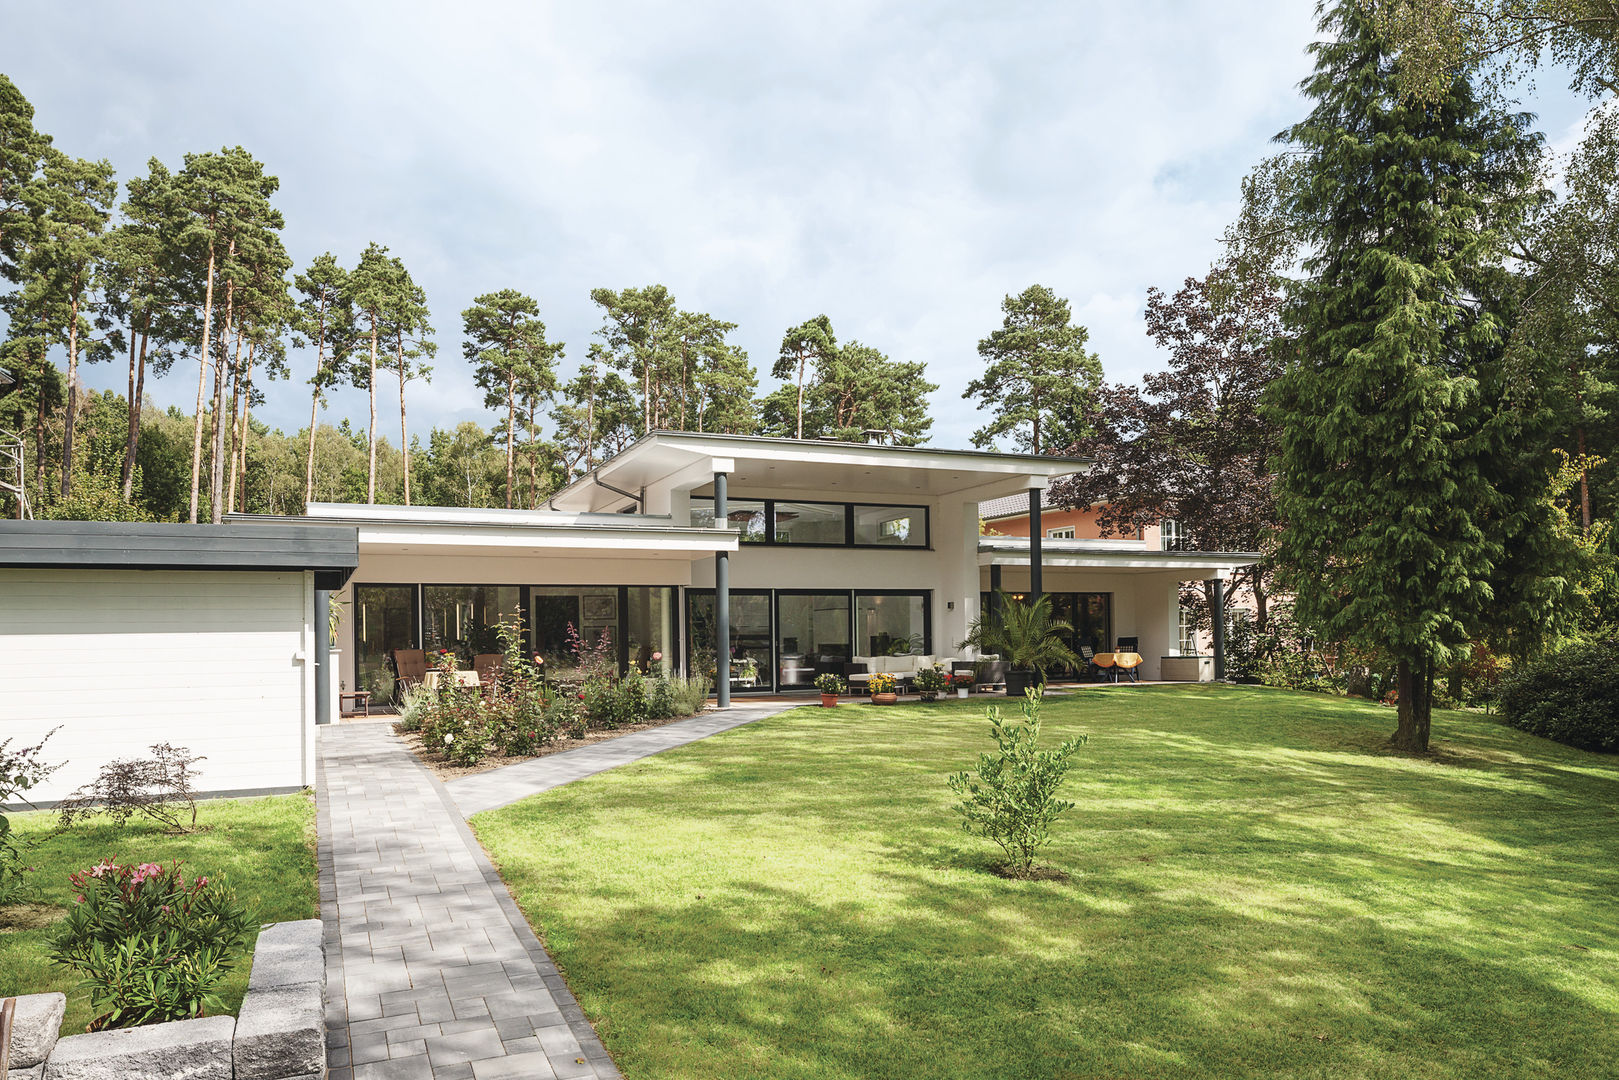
[{"x1": 690, "y1": 495, "x2": 930, "y2": 550}]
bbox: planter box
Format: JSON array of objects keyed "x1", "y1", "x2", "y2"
[{"x1": 1160, "y1": 655, "x2": 1214, "y2": 683}]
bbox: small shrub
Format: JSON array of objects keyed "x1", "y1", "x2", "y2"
[
  {"x1": 583, "y1": 677, "x2": 643, "y2": 729},
  {"x1": 546, "y1": 695, "x2": 588, "y2": 739},
  {"x1": 947, "y1": 692, "x2": 1086, "y2": 875},
  {"x1": 0, "y1": 728, "x2": 62, "y2": 905},
  {"x1": 668, "y1": 675, "x2": 711, "y2": 716},
  {"x1": 644, "y1": 676, "x2": 678, "y2": 720},
  {"x1": 48, "y1": 860, "x2": 253, "y2": 1030},
  {"x1": 395, "y1": 685, "x2": 435, "y2": 733},
  {"x1": 814, "y1": 673, "x2": 846, "y2": 695},
  {"x1": 57, "y1": 744, "x2": 205, "y2": 834},
  {"x1": 1499, "y1": 638, "x2": 1619, "y2": 752},
  {"x1": 914, "y1": 666, "x2": 950, "y2": 700}
]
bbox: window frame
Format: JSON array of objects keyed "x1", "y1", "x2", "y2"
[{"x1": 690, "y1": 495, "x2": 930, "y2": 550}]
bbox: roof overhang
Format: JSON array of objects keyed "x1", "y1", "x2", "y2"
[
  {"x1": 0, "y1": 521, "x2": 360, "y2": 590},
  {"x1": 547, "y1": 431, "x2": 1092, "y2": 512},
  {"x1": 979, "y1": 536, "x2": 1261, "y2": 577},
  {"x1": 238, "y1": 504, "x2": 739, "y2": 562}
]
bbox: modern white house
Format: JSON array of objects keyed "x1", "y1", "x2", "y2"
[{"x1": 236, "y1": 432, "x2": 1259, "y2": 705}]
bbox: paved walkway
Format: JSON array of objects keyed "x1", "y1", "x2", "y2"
[
  {"x1": 446, "y1": 700, "x2": 803, "y2": 817},
  {"x1": 318, "y1": 700, "x2": 803, "y2": 1079},
  {"x1": 319, "y1": 723, "x2": 622, "y2": 1080}
]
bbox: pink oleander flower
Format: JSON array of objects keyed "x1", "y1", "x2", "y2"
[
  {"x1": 652, "y1": 651, "x2": 663, "y2": 661},
  {"x1": 75, "y1": 893, "x2": 84, "y2": 903}
]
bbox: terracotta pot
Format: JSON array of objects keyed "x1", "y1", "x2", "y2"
[
  {"x1": 871, "y1": 692, "x2": 898, "y2": 705},
  {"x1": 820, "y1": 693, "x2": 839, "y2": 708}
]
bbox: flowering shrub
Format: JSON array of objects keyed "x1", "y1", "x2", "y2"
[
  {"x1": 48, "y1": 860, "x2": 253, "y2": 1030},
  {"x1": 814, "y1": 673, "x2": 846, "y2": 695},
  {"x1": 868, "y1": 672, "x2": 897, "y2": 695},
  {"x1": 914, "y1": 666, "x2": 950, "y2": 697}
]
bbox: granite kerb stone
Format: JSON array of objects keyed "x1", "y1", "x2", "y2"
[{"x1": 5, "y1": 992, "x2": 65, "y2": 1069}]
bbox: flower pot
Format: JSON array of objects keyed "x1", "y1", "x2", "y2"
[
  {"x1": 871, "y1": 692, "x2": 898, "y2": 706},
  {"x1": 956, "y1": 687, "x2": 969, "y2": 699},
  {"x1": 1004, "y1": 669, "x2": 1038, "y2": 698},
  {"x1": 820, "y1": 693, "x2": 839, "y2": 708}
]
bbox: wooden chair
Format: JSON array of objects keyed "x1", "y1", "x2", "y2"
[
  {"x1": 472, "y1": 653, "x2": 505, "y2": 698},
  {"x1": 392, "y1": 649, "x2": 429, "y2": 699}
]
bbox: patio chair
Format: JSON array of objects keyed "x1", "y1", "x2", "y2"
[
  {"x1": 392, "y1": 649, "x2": 429, "y2": 700},
  {"x1": 472, "y1": 653, "x2": 505, "y2": 697},
  {"x1": 1080, "y1": 645, "x2": 1104, "y2": 682}
]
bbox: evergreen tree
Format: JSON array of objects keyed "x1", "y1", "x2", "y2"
[
  {"x1": 462, "y1": 289, "x2": 560, "y2": 508},
  {"x1": 965, "y1": 284, "x2": 1101, "y2": 455},
  {"x1": 772, "y1": 315, "x2": 836, "y2": 440},
  {"x1": 348, "y1": 242, "x2": 396, "y2": 504},
  {"x1": 589, "y1": 284, "x2": 676, "y2": 433},
  {"x1": 383, "y1": 259, "x2": 432, "y2": 506},
  {"x1": 0, "y1": 74, "x2": 52, "y2": 286},
  {"x1": 1266, "y1": 1, "x2": 1574, "y2": 751},
  {"x1": 292, "y1": 253, "x2": 354, "y2": 506}
]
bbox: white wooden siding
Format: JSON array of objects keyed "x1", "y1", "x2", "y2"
[{"x1": 0, "y1": 569, "x2": 314, "y2": 804}]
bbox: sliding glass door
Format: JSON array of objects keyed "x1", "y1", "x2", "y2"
[{"x1": 775, "y1": 592, "x2": 851, "y2": 690}]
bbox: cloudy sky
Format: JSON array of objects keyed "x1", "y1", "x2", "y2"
[{"x1": 1, "y1": 2, "x2": 1594, "y2": 450}]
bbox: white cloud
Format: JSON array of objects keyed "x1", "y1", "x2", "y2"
[{"x1": 2, "y1": 0, "x2": 1591, "y2": 452}]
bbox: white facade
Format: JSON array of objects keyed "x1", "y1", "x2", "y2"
[
  {"x1": 0, "y1": 568, "x2": 318, "y2": 804},
  {"x1": 291, "y1": 433, "x2": 1258, "y2": 696}
]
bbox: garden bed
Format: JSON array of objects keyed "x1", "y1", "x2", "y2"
[
  {"x1": 0, "y1": 792, "x2": 317, "y2": 1036},
  {"x1": 397, "y1": 707, "x2": 716, "y2": 782}
]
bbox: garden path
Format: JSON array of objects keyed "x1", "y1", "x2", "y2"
[
  {"x1": 444, "y1": 700, "x2": 805, "y2": 817},
  {"x1": 317, "y1": 721, "x2": 622, "y2": 1080}
]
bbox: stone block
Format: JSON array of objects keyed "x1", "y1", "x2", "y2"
[
  {"x1": 44, "y1": 1015, "x2": 234, "y2": 1080},
  {"x1": 233, "y1": 983, "x2": 324, "y2": 1080},
  {"x1": 248, "y1": 920, "x2": 325, "y2": 992},
  {"x1": 6, "y1": 993, "x2": 65, "y2": 1069},
  {"x1": 9, "y1": 1064, "x2": 46, "y2": 1080}
]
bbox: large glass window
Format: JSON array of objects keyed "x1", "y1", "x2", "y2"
[
  {"x1": 775, "y1": 592, "x2": 851, "y2": 689},
  {"x1": 354, "y1": 585, "x2": 418, "y2": 699},
  {"x1": 855, "y1": 592, "x2": 929, "y2": 657},
  {"x1": 1049, "y1": 592, "x2": 1111, "y2": 671},
  {"x1": 422, "y1": 586, "x2": 522, "y2": 664},
  {"x1": 626, "y1": 587, "x2": 675, "y2": 675},
  {"x1": 854, "y1": 505, "x2": 927, "y2": 547},
  {"x1": 773, "y1": 501, "x2": 847, "y2": 544},
  {"x1": 531, "y1": 586, "x2": 618, "y2": 667},
  {"x1": 688, "y1": 591, "x2": 773, "y2": 690}
]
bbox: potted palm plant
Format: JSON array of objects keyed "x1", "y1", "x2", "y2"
[
  {"x1": 958, "y1": 592, "x2": 1081, "y2": 699},
  {"x1": 814, "y1": 673, "x2": 846, "y2": 707}
]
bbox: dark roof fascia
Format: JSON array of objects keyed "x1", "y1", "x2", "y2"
[{"x1": 0, "y1": 521, "x2": 359, "y2": 588}]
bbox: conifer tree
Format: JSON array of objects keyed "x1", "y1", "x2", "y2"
[
  {"x1": 773, "y1": 315, "x2": 836, "y2": 440},
  {"x1": 292, "y1": 253, "x2": 354, "y2": 506},
  {"x1": 1266, "y1": 1, "x2": 1574, "y2": 751},
  {"x1": 965, "y1": 285, "x2": 1101, "y2": 455},
  {"x1": 463, "y1": 289, "x2": 559, "y2": 508},
  {"x1": 348, "y1": 242, "x2": 396, "y2": 503}
]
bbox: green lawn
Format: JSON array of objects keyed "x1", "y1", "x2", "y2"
[
  {"x1": 0, "y1": 792, "x2": 318, "y2": 1035},
  {"x1": 472, "y1": 685, "x2": 1619, "y2": 1080}
]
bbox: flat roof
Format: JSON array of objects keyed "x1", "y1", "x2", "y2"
[
  {"x1": 978, "y1": 536, "x2": 1261, "y2": 574},
  {"x1": 0, "y1": 521, "x2": 360, "y2": 589},
  {"x1": 549, "y1": 431, "x2": 1093, "y2": 512}
]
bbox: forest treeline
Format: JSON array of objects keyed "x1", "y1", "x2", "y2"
[{"x1": 0, "y1": 74, "x2": 1110, "y2": 522}]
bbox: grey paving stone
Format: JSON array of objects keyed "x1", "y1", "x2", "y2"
[{"x1": 318, "y1": 721, "x2": 639, "y2": 1078}]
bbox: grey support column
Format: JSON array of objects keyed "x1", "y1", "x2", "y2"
[
  {"x1": 715, "y1": 470, "x2": 731, "y2": 708},
  {"x1": 1206, "y1": 578, "x2": 1226, "y2": 681},
  {"x1": 1028, "y1": 488, "x2": 1043, "y2": 604},
  {"x1": 315, "y1": 587, "x2": 332, "y2": 726}
]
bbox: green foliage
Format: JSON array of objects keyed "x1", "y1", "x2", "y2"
[
  {"x1": 583, "y1": 675, "x2": 644, "y2": 729},
  {"x1": 813, "y1": 673, "x2": 846, "y2": 695},
  {"x1": 913, "y1": 666, "x2": 950, "y2": 696},
  {"x1": 958, "y1": 592, "x2": 1080, "y2": 674},
  {"x1": 48, "y1": 860, "x2": 253, "y2": 1029},
  {"x1": 1499, "y1": 637, "x2": 1619, "y2": 751},
  {"x1": 1266, "y1": 1, "x2": 1577, "y2": 750},
  {"x1": 964, "y1": 284, "x2": 1101, "y2": 455},
  {"x1": 463, "y1": 288, "x2": 562, "y2": 508},
  {"x1": 0, "y1": 728, "x2": 61, "y2": 906},
  {"x1": 947, "y1": 692, "x2": 1086, "y2": 874}
]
